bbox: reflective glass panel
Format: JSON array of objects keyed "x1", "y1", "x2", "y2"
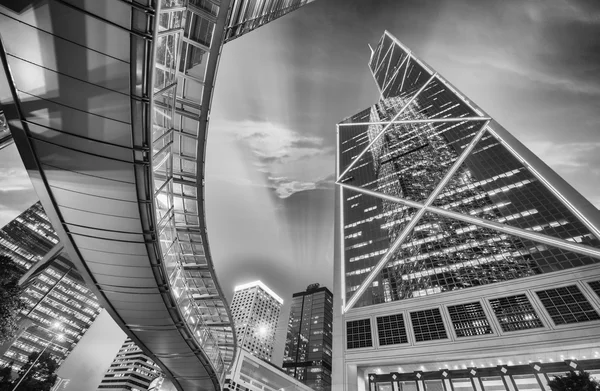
[
  {"x1": 535, "y1": 285, "x2": 600, "y2": 325},
  {"x1": 447, "y1": 301, "x2": 493, "y2": 337},
  {"x1": 433, "y1": 128, "x2": 600, "y2": 262},
  {"x1": 489, "y1": 294, "x2": 544, "y2": 332},
  {"x1": 342, "y1": 188, "x2": 419, "y2": 306},
  {"x1": 451, "y1": 379, "x2": 475, "y2": 391},
  {"x1": 481, "y1": 377, "x2": 506, "y2": 391}
]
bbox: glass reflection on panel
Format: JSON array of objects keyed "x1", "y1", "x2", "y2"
[
  {"x1": 512, "y1": 374, "x2": 540, "y2": 391},
  {"x1": 376, "y1": 383, "x2": 392, "y2": 391},
  {"x1": 481, "y1": 377, "x2": 506, "y2": 391},
  {"x1": 450, "y1": 379, "x2": 475, "y2": 391},
  {"x1": 424, "y1": 380, "x2": 444, "y2": 391},
  {"x1": 398, "y1": 381, "x2": 418, "y2": 391}
]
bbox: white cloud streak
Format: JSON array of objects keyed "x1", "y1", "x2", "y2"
[
  {"x1": 525, "y1": 141, "x2": 600, "y2": 173},
  {"x1": 0, "y1": 166, "x2": 37, "y2": 227},
  {"x1": 448, "y1": 53, "x2": 600, "y2": 96},
  {"x1": 214, "y1": 120, "x2": 335, "y2": 198}
]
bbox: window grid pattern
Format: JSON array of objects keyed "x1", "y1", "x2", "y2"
[
  {"x1": 339, "y1": 31, "x2": 600, "y2": 311},
  {"x1": 489, "y1": 294, "x2": 544, "y2": 332},
  {"x1": 346, "y1": 319, "x2": 373, "y2": 349},
  {"x1": 536, "y1": 285, "x2": 600, "y2": 325},
  {"x1": 589, "y1": 280, "x2": 600, "y2": 300},
  {"x1": 447, "y1": 302, "x2": 493, "y2": 338},
  {"x1": 410, "y1": 308, "x2": 447, "y2": 342},
  {"x1": 376, "y1": 314, "x2": 408, "y2": 345}
]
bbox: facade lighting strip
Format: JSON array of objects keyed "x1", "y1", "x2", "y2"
[
  {"x1": 380, "y1": 54, "x2": 409, "y2": 96},
  {"x1": 398, "y1": 56, "x2": 410, "y2": 97},
  {"x1": 338, "y1": 117, "x2": 491, "y2": 127},
  {"x1": 340, "y1": 117, "x2": 600, "y2": 313},
  {"x1": 372, "y1": 41, "x2": 394, "y2": 76},
  {"x1": 336, "y1": 124, "x2": 347, "y2": 309},
  {"x1": 486, "y1": 126, "x2": 600, "y2": 242},
  {"x1": 381, "y1": 44, "x2": 395, "y2": 88},
  {"x1": 338, "y1": 32, "x2": 600, "y2": 314},
  {"x1": 392, "y1": 21, "x2": 600, "y2": 241},
  {"x1": 337, "y1": 72, "x2": 438, "y2": 182},
  {"x1": 339, "y1": 121, "x2": 489, "y2": 312},
  {"x1": 339, "y1": 179, "x2": 600, "y2": 311}
]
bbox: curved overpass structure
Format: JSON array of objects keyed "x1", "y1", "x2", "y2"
[{"x1": 0, "y1": 0, "x2": 237, "y2": 389}]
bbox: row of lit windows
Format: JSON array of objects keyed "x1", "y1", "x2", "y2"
[{"x1": 347, "y1": 282, "x2": 600, "y2": 349}]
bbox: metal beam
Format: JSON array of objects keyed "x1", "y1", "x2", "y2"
[
  {"x1": 337, "y1": 73, "x2": 437, "y2": 182},
  {"x1": 338, "y1": 117, "x2": 490, "y2": 127},
  {"x1": 18, "y1": 244, "x2": 64, "y2": 286},
  {"x1": 340, "y1": 121, "x2": 489, "y2": 312}
]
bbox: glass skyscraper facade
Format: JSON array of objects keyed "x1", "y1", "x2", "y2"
[
  {"x1": 332, "y1": 31, "x2": 600, "y2": 391},
  {"x1": 225, "y1": 0, "x2": 316, "y2": 42},
  {"x1": 283, "y1": 284, "x2": 333, "y2": 391},
  {"x1": 230, "y1": 281, "x2": 283, "y2": 362},
  {"x1": 0, "y1": 202, "x2": 102, "y2": 372},
  {"x1": 338, "y1": 34, "x2": 600, "y2": 310},
  {"x1": 97, "y1": 338, "x2": 163, "y2": 391}
]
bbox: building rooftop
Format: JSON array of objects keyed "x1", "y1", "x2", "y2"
[{"x1": 234, "y1": 281, "x2": 284, "y2": 305}]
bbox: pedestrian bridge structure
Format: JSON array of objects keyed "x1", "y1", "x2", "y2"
[{"x1": 0, "y1": 1, "x2": 237, "y2": 390}]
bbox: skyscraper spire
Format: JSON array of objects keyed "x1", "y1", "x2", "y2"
[{"x1": 333, "y1": 30, "x2": 600, "y2": 391}]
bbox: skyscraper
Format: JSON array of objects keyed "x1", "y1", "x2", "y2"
[
  {"x1": 230, "y1": 281, "x2": 283, "y2": 362},
  {"x1": 225, "y1": 0, "x2": 316, "y2": 42},
  {"x1": 283, "y1": 283, "x2": 333, "y2": 391},
  {"x1": 333, "y1": 31, "x2": 600, "y2": 391},
  {"x1": 0, "y1": 203, "x2": 102, "y2": 372},
  {"x1": 97, "y1": 338, "x2": 163, "y2": 391}
]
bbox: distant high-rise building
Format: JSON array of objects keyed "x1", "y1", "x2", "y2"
[
  {"x1": 97, "y1": 338, "x2": 162, "y2": 391},
  {"x1": 225, "y1": 0, "x2": 316, "y2": 42},
  {"x1": 283, "y1": 284, "x2": 333, "y2": 391},
  {"x1": 0, "y1": 202, "x2": 102, "y2": 372},
  {"x1": 333, "y1": 31, "x2": 600, "y2": 391},
  {"x1": 230, "y1": 281, "x2": 283, "y2": 362}
]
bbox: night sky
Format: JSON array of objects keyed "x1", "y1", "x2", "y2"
[{"x1": 0, "y1": 0, "x2": 599, "y2": 389}]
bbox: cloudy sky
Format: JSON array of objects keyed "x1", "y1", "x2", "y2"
[{"x1": 1, "y1": 0, "x2": 600, "y2": 387}]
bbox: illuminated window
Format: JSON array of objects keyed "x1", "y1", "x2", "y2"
[
  {"x1": 447, "y1": 302, "x2": 493, "y2": 337},
  {"x1": 489, "y1": 294, "x2": 543, "y2": 332}
]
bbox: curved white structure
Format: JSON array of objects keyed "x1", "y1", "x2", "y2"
[{"x1": 0, "y1": 1, "x2": 236, "y2": 389}]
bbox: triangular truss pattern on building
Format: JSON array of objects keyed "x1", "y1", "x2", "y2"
[{"x1": 337, "y1": 31, "x2": 600, "y2": 313}]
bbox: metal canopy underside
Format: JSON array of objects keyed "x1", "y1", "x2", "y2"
[{"x1": 0, "y1": 1, "x2": 235, "y2": 390}]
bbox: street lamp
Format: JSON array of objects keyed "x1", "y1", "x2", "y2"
[{"x1": 11, "y1": 322, "x2": 64, "y2": 391}]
